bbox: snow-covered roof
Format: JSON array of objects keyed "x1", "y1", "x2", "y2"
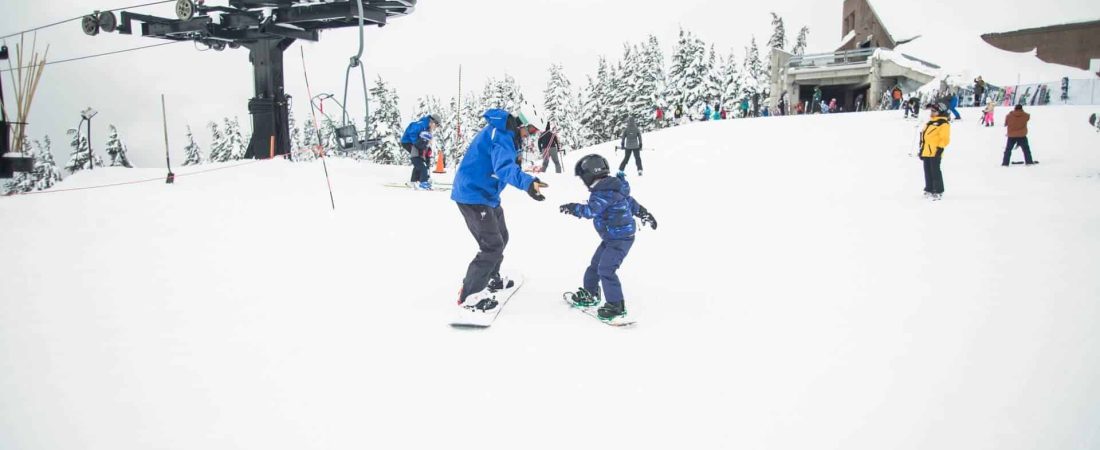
[
  {"x1": 894, "y1": 34, "x2": 1097, "y2": 87},
  {"x1": 838, "y1": 30, "x2": 857, "y2": 49}
]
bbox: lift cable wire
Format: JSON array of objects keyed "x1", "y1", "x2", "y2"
[
  {"x1": 0, "y1": 40, "x2": 184, "y2": 74},
  {"x1": 0, "y1": 0, "x2": 175, "y2": 41}
]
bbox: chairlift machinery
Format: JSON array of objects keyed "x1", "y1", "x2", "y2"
[{"x1": 82, "y1": 0, "x2": 416, "y2": 158}]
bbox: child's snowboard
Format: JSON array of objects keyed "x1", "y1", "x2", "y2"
[
  {"x1": 450, "y1": 275, "x2": 524, "y2": 329},
  {"x1": 562, "y1": 292, "x2": 636, "y2": 327}
]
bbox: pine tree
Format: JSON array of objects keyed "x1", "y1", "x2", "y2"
[
  {"x1": 33, "y1": 136, "x2": 63, "y2": 191},
  {"x1": 64, "y1": 128, "x2": 101, "y2": 173},
  {"x1": 742, "y1": 37, "x2": 765, "y2": 101},
  {"x1": 768, "y1": 13, "x2": 788, "y2": 50},
  {"x1": 207, "y1": 121, "x2": 231, "y2": 163},
  {"x1": 366, "y1": 75, "x2": 405, "y2": 165},
  {"x1": 543, "y1": 63, "x2": 586, "y2": 152},
  {"x1": 791, "y1": 26, "x2": 810, "y2": 56},
  {"x1": 300, "y1": 117, "x2": 319, "y2": 160},
  {"x1": 183, "y1": 125, "x2": 203, "y2": 166},
  {"x1": 667, "y1": 28, "x2": 709, "y2": 117},
  {"x1": 104, "y1": 125, "x2": 133, "y2": 168},
  {"x1": 3, "y1": 136, "x2": 34, "y2": 194},
  {"x1": 288, "y1": 108, "x2": 302, "y2": 154},
  {"x1": 720, "y1": 48, "x2": 745, "y2": 112},
  {"x1": 636, "y1": 35, "x2": 666, "y2": 131},
  {"x1": 224, "y1": 117, "x2": 248, "y2": 160},
  {"x1": 580, "y1": 57, "x2": 612, "y2": 144},
  {"x1": 435, "y1": 97, "x2": 460, "y2": 166},
  {"x1": 705, "y1": 44, "x2": 723, "y2": 108}
]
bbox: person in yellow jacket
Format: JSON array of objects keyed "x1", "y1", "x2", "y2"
[{"x1": 920, "y1": 103, "x2": 951, "y2": 200}]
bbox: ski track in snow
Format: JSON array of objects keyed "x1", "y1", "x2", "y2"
[{"x1": 2, "y1": 106, "x2": 1100, "y2": 450}]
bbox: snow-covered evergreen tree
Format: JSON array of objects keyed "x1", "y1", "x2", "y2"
[
  {"x1": 3, "y1": 136, "x2": 34, "y2": 194},
  {"x1": 365, "y1": 76, "x2": 404, "y2": 165},
  {"x1": 768, "y1": 13, "x2": 788, "y2": 51},
  {"x1": 32, "y1": 136, "x2": 63, "y2": 191},
  {"x1": 288, "y1": 108, "x2": 302, "y2": 154},
  {"x1": 224, "y1": 117, "x2": 248, "y2": 160},
  {"x1": 635, "y1": 35, "x2": 666, "y2": 131},
  {"x1": 103, "y1": 125, "x2": 133, "y2": 168},
  {"x1": 435, "y1": 97, "x2": 460, "y2": 166},
  {"x1": 580, "y1": 57, "x2": 613, "y2": 144},
  {"x1": 720, "y1": 48, "x2": 745, "y2": 112},
  {"x1": 458, "y1": 90, "x2": 483, "y2": 156},
  {"x1": 299, "y1": 117, "x2": 319, "y2": 160},
  {"x1": 667, "y1": 28, "x2": 709, "y2": 117},
  {"x1": 543, "y1": 63, "x2": 585, "y2": 152},
  {"x1": 791, "y1": 26, "x2": 810, "y2": 56},
  {"x1": 64, "y1": 128, "x2": 102, "y2": 174},
  {"x1": 705, "y1": 44, "x2": 723, "y2": 108},
  {"x1": 411, "y1": 95, "x2": 443, "y2": 122},
  {"x1": 182, "y1": 125, "x2": 203, "y2": 166},
  {"x1": 207, "y1": 121, "x2": 231, "y2": 163},
  {"x1": 742, "y1": 37, "x2": 766, "y2": 101},
  {"x1": 480, "y1": 75, "x2": 526, "y2": 113}
]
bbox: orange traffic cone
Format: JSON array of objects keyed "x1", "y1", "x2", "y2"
[{"x1": 433, "y1": 151, "x2": 446, "y2": 174}]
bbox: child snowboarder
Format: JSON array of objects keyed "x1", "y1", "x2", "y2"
[
  {"x1": 982, "y1": 100, "x2": 996, "y2": 127},
  {"x1": 560, "y1": 154, "x2": 658, "y2": 322},
  {"x1": 904, "y1": 96, "x2": 922, "y2": 119}
]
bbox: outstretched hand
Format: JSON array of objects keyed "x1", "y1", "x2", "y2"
[
  {"x1": 559, "y1": 203, "x2": 581, "y2": 216},
  {"x1": 527, "y1": 178, "x2": 548, "y2": 201},
  {"x1": 637, "y1": 206, "x2": 658, "y2": 230}
]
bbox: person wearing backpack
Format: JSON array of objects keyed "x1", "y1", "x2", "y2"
[{"x1": 619, "y1": 117, "x2": 644, "y2": 176}]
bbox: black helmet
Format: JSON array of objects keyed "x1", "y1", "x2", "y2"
[{"x1": 574, "y1": 154, "x2": 610, "y2": 186}]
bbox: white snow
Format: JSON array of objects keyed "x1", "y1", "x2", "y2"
[
  {"x1": 3, "y1": 107, "x2": 1100, "y2": 449},
  {"x1": 895, "y1": 35, "x2": 1097, "y2": 88}
]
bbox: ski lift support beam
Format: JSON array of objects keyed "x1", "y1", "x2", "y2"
[{"x1": 90, "y1": 0, "x2": 416, "y2": 159}]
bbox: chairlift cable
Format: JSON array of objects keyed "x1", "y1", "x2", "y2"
[
  {"x1": 0, "y1": 0, "x2": 175, "y2": 41},
  {"x1": 0, "y1": 40, "x2": 183, "y2": 74}
]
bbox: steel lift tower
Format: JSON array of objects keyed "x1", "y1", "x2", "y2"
[{"x1": 83, "y1": 0, "x2": 416, "y2": 159}]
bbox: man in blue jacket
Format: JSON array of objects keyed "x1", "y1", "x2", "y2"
[
  {"x1": 452, "y1": 108, "x2": 548, "y2": 311},
  {"x1": 401, "y1": 114, "x2": 441, "y2": 189}
]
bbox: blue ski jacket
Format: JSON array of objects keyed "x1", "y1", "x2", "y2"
[
  {"x1": 400, "y1": 116, "x2": 433, "y2": 145},
  {"x1": 450, "y1": 109, "x2": 536, "y2": 208},
  {"x1": 570, "y1": 174, "x2": 640, "y2": 241},
  {"x1": 949, "y1": 95, "x2": 960, "y2": 109}
]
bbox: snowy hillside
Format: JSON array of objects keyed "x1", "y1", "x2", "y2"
[{"x1": 2, "y1": 107, "x2": 1100, "y2": 450}]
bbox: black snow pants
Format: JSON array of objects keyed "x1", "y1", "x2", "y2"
[
  {"x1": 1002, "y1": 137, "x2": 1035, "y2": 165},
  {"x1": 619, "y1": 149, "x2": 643, "y2": 172},
  {"x1": 457, "y1": 203, "x2": 509, "y2": 298},
  {"x1": 541, "y1": 148, "x2": 562, "y2": 173},
  {"x1": 922, "y1": 156, "x2": 945, "y2": 194}
]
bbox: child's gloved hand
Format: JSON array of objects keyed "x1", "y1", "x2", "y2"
[
  {"x1": 559, "y1": 203, "x2": 580, "y2": 216},
  {"x1": 637, "y1": 206, "x2": 658, "y2": 230}
]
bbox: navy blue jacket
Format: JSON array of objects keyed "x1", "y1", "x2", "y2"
[
  {"x1": 571, "y1": 174, "x2": 640, "y2": 241},
  {"x1": 450, "y1": 109, "x2": 535, "y2": 208},
  {"x1": 401, "y1": 116, "x2": 433, "y2": 145}
]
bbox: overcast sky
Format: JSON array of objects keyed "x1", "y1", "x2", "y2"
[{"x1": 3, "y1": 0, "x2": 1098, "y2": 168}]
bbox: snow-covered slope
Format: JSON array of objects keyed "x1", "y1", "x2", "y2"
[{"x1": 2, "y1": 107, "x2": 1100, "y2": 450}]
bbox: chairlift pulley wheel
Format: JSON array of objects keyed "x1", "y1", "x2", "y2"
[
  {"x1": 176, "y1": 0, "x2": 197, "y2": 21},
  {"x1": 98, "y1": 11, "x2": 118, "y2": 33},
  {"x1": 81, "y1": 15, "x2": 100, "y2": 36}
]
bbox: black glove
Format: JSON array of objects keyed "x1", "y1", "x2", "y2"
[
  {"x1": 636, "y1": 206, "x2": 658, "y2": 230},
  {"x1": 527, "y1": 178, "x2": 548, "y2": 201},
  {"x1": 560, "y1": 203, "x2": 580, "y2": 216}
]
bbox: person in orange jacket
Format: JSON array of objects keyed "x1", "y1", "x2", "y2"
[
  {"x1": 1002, "y1": 104, "x2": 1036, "y2": 166},
  {"x1": 919, "y1": 103, "x2": 951, "y2": 200}
]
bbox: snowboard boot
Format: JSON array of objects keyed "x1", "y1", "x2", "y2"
[
  {"x1": 597, "y1": 301, "x2": 627, "y2": 321},
  {"x1": 418, "y1": 180, "x2": 433, "y2": 190},
  {"x1": 569, "y1": 287, "x2": 601, "y2": 308},
  {"x1": 638, "y1": 169, "x2": 643, "y2": 177},
  {"x1": 487, "y1": 273, "x2": 515, "y2": 293},
  {"x1": 459, "y1": 289, "x2": 499, "y2": 312}
]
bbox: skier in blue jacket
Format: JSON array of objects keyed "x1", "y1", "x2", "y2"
[
  {"x1": 948, "y1": 92, "x2": 962, "y2": 121},
  {"x1": 452, "y1": 108, "x2": 548, "y2": 312},
  {"x1": 401, "y1": 114, "x2": 441, "y2": 189},
  {"x1": 560, "y1": 154, "x2": 658, "y2": 321}
]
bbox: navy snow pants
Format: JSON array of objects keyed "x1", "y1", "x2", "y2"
[{"x1": 583, "y1": 238, "x2": 634, "y2": 305}]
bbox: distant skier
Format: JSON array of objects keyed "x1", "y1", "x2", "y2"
[
  {"x1": 948, "y1": 91, "x2": 962, "y2": 120},
  {"x1": 538, "y1": 121, "x2": 562, "y2": 174},
  {"x1": 973, "y1": 76, "x2": 987, "y2": 106},
  {"x1": 703, "y1": 103, "x2": 712, "y2": 122},
  {"x1": 828, "y1": 98, "x2": 837, "y2": 114},
  {"x1": 891, "y1": 86, "x2": 903, "y2": 110},
  {"x1": 400, "y1": 114, "x2": 441, "y2": 189},
  {"x1": 982, "y1": 99, "x2": 996, "y2": 127},
  {"x1": 655, "y1": 106, "x2": 665, "y2": 127},
  {"x1": 712, "y1": 102, "x2": 721, "y2": 121},
  {"x1": 674, "y1": 104, "x2": 684, "y2": 124},
  {"x1": 1091, "y1": 113, "x2": 1099, "y2": 132},
  {"x1": 619, "y1": 117, "x2": 644, "y2": 176},
  {"x1": 812, "y1": 87, "x2": 823, "y2": 113},
  {"x1": 855, "y1": 93, "x2": 865, "y2": 112},
  {"x1": 1002, "y1": 104, "x2": 1036, "y2": 166},
  {"x1": 741, "y1": 98, "x2": 750, "y2": 118},
  {"x1": 778, "y1": 95, "x2": 787, "y2": 116},
  {"x1": 752, "y1": 93, "x2": 761, "y2": 117},
  {"x1": 904, "y1": 96, "x2": 921, "y2": 119},
  {"x1": 919, "y1": 103, "x2": 951, "y2": 200},
  {"x1": 560, "y1": 154, "x2": 658, "y2": 321},
  {"x1": 451, "y1": 108, "x2": 549, "y2": 312}
]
